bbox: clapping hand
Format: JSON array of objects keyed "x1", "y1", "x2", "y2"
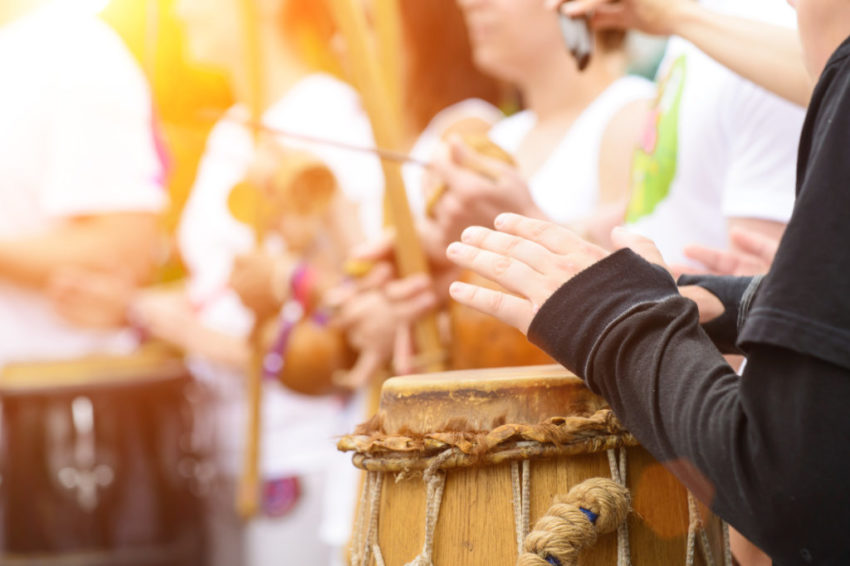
[{"x1": 446, "y1": 213, "x2": 666, "y2": 334}]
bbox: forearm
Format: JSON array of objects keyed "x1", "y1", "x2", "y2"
[
  {"x1": 672, "y1": 3, "x2": 812, "y2": 106},
  {"x1": 528, "y1": 251, "x2": 850, "y2": 563},
  {"x1": 0, "y1": 213, "x2": 158, "y2": 289}
]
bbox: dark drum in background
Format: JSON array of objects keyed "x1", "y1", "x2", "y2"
[{"x1": 0, "y1": 351, "x2": 208, "y2": 566}]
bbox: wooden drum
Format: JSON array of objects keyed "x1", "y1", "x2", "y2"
[
  {"x1": 0, "y1": 349, "x2": 208, "y2": 566},
  {"x1": 339, "y1": 366, "x2": 728, "y2": 566}
]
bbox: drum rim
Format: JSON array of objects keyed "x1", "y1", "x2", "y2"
[{"x1": 0, "y1": 354, "x2": 189, "y2": 397}]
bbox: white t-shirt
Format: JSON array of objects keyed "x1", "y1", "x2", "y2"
[
  {"x1": 0, "y1": 6, "x2": 166, "y2": 366},
  {"x1": 625, "y1": 0, "x2": 805, "y2": 264},
  {"x1": 490, "y1": 76, "x2": 655, "y2": 224},
  {"x1": 178, "y1": 73, "x2": 383, "y2": 478}
]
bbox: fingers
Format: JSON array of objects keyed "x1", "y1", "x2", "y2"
[
  {"x1": 349, "y1": 229, "x2": 396, "y2": 262},
  {"x1": 729, "y1": 227, "x2": 779, "y2": 263},
  {"x1": 669, "y1": 262, "x2": 702, "y2": 280},
  {"x1": 589, "y1": 4, "x2": 631, "y2": 30},
  {"x1": 556, "y1": 0, "x2": 611, "y2": 16},
  {"x1": 332, "y1": 290, "x2": 378, "y2": 330},
  {"x1": 460, "y1": 225, "x2": 553, "y2": 275},
  {"x1": 448, "y1": 136, "x2": 513, "y2": 181},
  {"x1": 683, "y1": 244, "x2": 738, "y2": 275},
  {"x1": 493, "y1": 213, "x2": 583, "y2": 255},
  {"x1": 357, "y1": 261, "x2": 394, "y2": 291},
  {"x1": 387, "y1": 277, "x2": 438, "y2": 324},
  {"x1": 334, "y1": 349, "x2": 384, "y2": 391},
  {"x1": 448, "y1": 281, "x2": 535, "y2": 335},
  {"x1": 446, "y1": 241, "x2": 548, "y2": 304}
]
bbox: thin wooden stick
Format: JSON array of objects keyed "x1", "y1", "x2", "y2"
[
  {"x1": 236, "y1": 0, "x2": 264, "y2": 520},
  {"x1": 217, "y1": 114, "x2": 429, "y2": 168},
  {"x1": 329, "y1": 0, "x2": 444, "y2": 372}
]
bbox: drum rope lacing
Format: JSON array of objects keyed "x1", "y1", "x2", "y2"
[
  {"x1": 339, "y1": 408, "x2": 640, "y2": 473},
  {"x1": 607, "y1": 448, "x2": 631, "y2": 566},
  {"x1": 511, "y1": 460, "x2": 532, "y2": 552},
  {"x1": 403, "y1": 449, "x2": 455, "y2": 566},
  {"x1": 352, "y1": 471, "x2": 385, "y2": 566},
  {"x1": 345, "y1": 407, "x2": 734, "y2": 565}
]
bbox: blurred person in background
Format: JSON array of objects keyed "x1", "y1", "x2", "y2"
[
  {"x1": 0, "y1": 0, "x2": 169, "y2": 560},
  {"x1": 418, "y1": 0, "x2": 655, "y2": 257},
  {"x1": 133, "y1": 0, "x2": 378, "y2": 564},
  {"x1": 0, "y1": 0, "x2": 165, "y2": 368},
  {"x1": 559, "y1": 0, "x2": 805, "y2": 273}
]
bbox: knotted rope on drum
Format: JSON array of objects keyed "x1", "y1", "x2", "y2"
[
  {"x1": 351, "y1": 471, "x2": 386, "y2": 566},
  {"x1": 685, "y1": 491, "x2": 732, "y2": 566},
  {"x1": 517, "y1": 477, "x2": 630, "y2": 566},
  {"x1": 511, "y1": 460, "x2": 532, "y2": 553},
  {"x1": 607, "y1": 448, "x2": 631, "y2": 566},
  {"x1": 404, "y1": 448, "x2": 456, "y2": 566}
]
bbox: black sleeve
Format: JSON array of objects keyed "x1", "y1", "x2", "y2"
[
  {"x1": 676, "y1": 274, "x2": 757, "y2": 354},
  {"x1": 739, "y1": 45, "x2": 850, "y2": 371},
  {"x1": 529, "y1": 250, "x2": 850, "y2": 565}
]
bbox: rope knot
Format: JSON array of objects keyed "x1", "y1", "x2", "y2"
[{"x1": 517, "y1": 477, "x2": 630, "y2": 566}]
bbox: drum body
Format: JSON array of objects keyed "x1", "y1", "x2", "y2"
[
  {"x1": 0, "y1": 353, "x2": 207, "y2": 566},
  {"x1": 340, "y1": 366, "x2": 726, "y2": 566}
]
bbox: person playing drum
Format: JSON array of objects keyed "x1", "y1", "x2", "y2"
[{"x1": 445, "y1": 0, "x2": 850, "y2": 562}]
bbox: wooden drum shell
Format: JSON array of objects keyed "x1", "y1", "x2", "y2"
[
  {"x1": 344, "y1": 366, "x2": 725, "y2": 565},
  {"x1": 375, "y1": 447, "x2": 724, "y2": 565}
]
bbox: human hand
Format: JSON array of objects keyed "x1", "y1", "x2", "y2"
[
  {"x1": 330, "y1": 272, "x2": 438, "y2": 389},
  {"x1": 47, "y1": 267, "x2": 134, "y2": 329},
  {"x1": 446, "y1": 214, "x2": 667, "y2": 334},
  {"x1": 546, "y1": 0, "x2": 692, "y2": 37},
  {"x1": 425, "y1": 137, "x2": 544, "y2": 255},
  {"x1": 678, "y1": 227, "x2": 780, "y2": 277},
  {"x1": 129, "y1": 288, "x2": 197, "y2": 348}
]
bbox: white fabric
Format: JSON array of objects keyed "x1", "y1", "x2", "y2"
[
  {"x1": 178, "y1": 73, "x2": 383, "y2": 480},
  {"x1": 0, "y1": 5, "x2": 165, "y2": 366},
  {"x1": 490, "y1": 76, "x2": 655, "y2": 224},
  {"x1": 625, "y1": 0, "x2": 804, "y2": 264}
]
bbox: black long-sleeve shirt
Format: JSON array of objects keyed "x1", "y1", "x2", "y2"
[{"x1": 528, "y1": 37, "x2": 850, "y2": 565}]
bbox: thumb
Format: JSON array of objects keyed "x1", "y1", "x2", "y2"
[
  {"x1": 610, "y1": 226, "x2": 670, "y2": 272},
  {"x1": 448, "y1": 136, "x2": 512, "y2": 181}
]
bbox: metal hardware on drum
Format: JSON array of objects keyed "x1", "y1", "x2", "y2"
[{"x1": 55, "y1": 396, "x2": 115, "y2": 512}]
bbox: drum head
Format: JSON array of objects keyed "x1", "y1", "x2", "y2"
[
  {"x1": 0, "y1": 348, "x2": 188, "y2": 397},
  {"x1": 378, "y1": 365, "x2": 607, "y2": 435}
]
